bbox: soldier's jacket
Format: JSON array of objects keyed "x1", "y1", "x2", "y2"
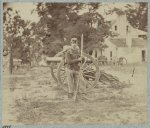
[{"x1": 65, "y1": 46, "x2": 80, "y2": 71}]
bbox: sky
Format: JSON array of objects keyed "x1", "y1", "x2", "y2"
[
  {"x1": 4, "y1": 2, "x2": 40, "y2": 23},
  {"x1": 4, "y1": 2, "x2": 137, "y2": 23}
]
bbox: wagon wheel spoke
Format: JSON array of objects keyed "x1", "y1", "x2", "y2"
[
  {"x1": 81, "y1": 63, "x2": 92, "y2": 70},
  {"x1": 83, "y1": 71, "x2": 95, "y2": 75},
  {"x1": 82, "y1": 68, "x2": 95, "y2": 73},
  {"x1": 60, "y1": 67, "x2": 68, "y2": 85},
  {"x1": 60, "y1": 69, "x2": 67, "y2": 82},
  {"x1": 83, "y1": 74, "x2": 96, "y2": 79},
  {"x1": 83, "y1": 77, "x2": 93, "y2": 87},
  {"x1": 83, "y1": 73, "x2": 96, "y2": 87},
  {"x1": 77, "y1": 71, "x2": 94, "y2": 88},
  {"x1": 80, "y1": 64, "x2": 97, "y2": 89},
  {"x1": 81, "y1": 63, "x2": 95, "y2": 71},
  {"x1": 80, "y1": 57, "x2": 88, "y2": 68}
]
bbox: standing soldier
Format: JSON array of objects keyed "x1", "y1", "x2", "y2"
[{"x1": 65, "y1": 37, "x2": 86, "y2": 99}]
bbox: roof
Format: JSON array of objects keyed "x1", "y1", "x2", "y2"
[
  {"x1": 132, "y1": 28, "x2": 147, "y2": 36},
  {"x1": 109, "y1": 38, "x2": 127, "y2": 47},
  {"x1": 109, "y1": 38, "x2": 147, "y2": 48},
  {"x1": 132, "y1": 38, "x2": 147, "y2": 47}
]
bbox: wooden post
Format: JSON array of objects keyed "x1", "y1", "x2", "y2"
[{"x1": 9, "y1": 41, "x2": 13, "y2": 74}]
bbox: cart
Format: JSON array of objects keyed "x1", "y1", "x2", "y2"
[
  {"x1": 47, "y1": 50, "x2": 100, "y2": 93},
  {"x1": 45, "y1": 48, "x2": 129, "y2": 101}
]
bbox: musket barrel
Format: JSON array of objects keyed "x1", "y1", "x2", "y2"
[{"x1": 81, "y1": 34, "x2": 83, "y2": 58}]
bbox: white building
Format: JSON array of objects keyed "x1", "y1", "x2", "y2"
[{"x1": 93, "y1": 14, "x2": 147, "y2": 63}]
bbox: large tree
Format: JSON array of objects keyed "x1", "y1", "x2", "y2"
[
  {"x1": 125, "y1": 2, "x2": 147, "y2": 31},
  {"x1": 3, "y1": 5, "x2": 32, "y2": 73},
  {"x1": 35, "y1": 3, "x2": 110, "y2": 55}
]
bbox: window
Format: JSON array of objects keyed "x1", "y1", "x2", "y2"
[
  {"x1": 110, "y1": 51, "x2": 112, "y2": 57},
  {"x1": 138, "y1": 35, "x2": 147, "y2": 39},
  {"x1": 115, "y1": 25, "x2": 117, "y2": 31},
  {"x1": 126, "y1": 25, "x2": 129, "y2": 32},
  {"x1": 142, "y1": 50, "x2": 146, "y2": 62}
]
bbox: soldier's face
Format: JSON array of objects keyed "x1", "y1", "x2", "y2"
[{"x1": 71, "y1": 40, "x2": 78, "y2": 49}]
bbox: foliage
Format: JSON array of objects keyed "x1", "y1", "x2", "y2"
[
  {"x1": 108, "y1": 3, "x2": 148, "y2": 32},
  {"x1": 3, "y1": 5, "x2": 34, "y2": 73},
  {"x1": 125, "y1": 2, "x2": 147, "y2": 31},
  {"x1": 4, "y1": 2, "x2": 147, "y2": 69},
  {"x1": 36, "y1": 3, "x2": 110, "y2": 54}
]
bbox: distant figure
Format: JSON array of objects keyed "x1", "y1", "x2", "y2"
[{"x1": 65, "y1": 37, "x2": 86, "y2": 99}]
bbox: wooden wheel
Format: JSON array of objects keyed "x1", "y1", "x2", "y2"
[
  {"x1": 50, "y1": 51, "x2": 64, "y2": 83},
  {"x1": 50, "y1": 63, "x2": 59, "y2": 83},
  {"x1": 57, "y1": 52, "x2": 100, "y2": 92},
  {"x1": 118, "y1": 57, "x2": 127, "y2": 65}
]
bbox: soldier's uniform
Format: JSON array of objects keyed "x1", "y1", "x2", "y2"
[{"x1": 65, "y1": 46, "x2": 86, "y2": 97}]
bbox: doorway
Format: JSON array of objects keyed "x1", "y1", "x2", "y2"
[
  {"x1": 110, "y1": 51, "x2": 112, "y2": 60},
  {"x1": 141, "y1": 50, "x2": 146, "y2": 62}
]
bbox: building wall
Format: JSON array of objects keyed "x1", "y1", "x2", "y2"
[
  {"x1": 103, "y1": 47, "x2": 147, "y2": 63},
  {"x1": 111, "y1": 14, "x2": 146, "y2": 39},
  {"x1": 102, "y1": 39, "x2": 117, "y2": 61},
  {"x1": 94, "y1": 14, "x2": 147, "y2": 63},
  {"x1": 95, "y1": 44, "x2": 147, "y2": 64},
  {"x1": 103, "y1": 46, "x2": 117, "y2": 61},
  {"x1": 117, "y1": 47, "x2": 136, "y2": 63},
  {"x1": 111, "y1": 15, "x2": 128, "y2": 38}
]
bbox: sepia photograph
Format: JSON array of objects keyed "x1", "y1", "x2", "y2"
[{"x1": 2, "y1": 2, "x2": 148, "y2": 125}]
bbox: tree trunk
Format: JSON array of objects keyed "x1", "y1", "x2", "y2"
[
  {"x1": 29, "y1": 48, "x2": 31, "y2": 67},
  {"x1": 9, "y1": 42, "x2": 13, "y2": 74}
]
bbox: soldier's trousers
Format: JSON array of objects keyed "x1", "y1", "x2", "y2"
[{"x1": 66, "y1": 68, "x2": 86, "y2": 94}]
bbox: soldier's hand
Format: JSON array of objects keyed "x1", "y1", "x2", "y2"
[
  {"x1": 78, "y1": 57, "x2": 82, "y2": 61},
  {"x1": 78, "y1": 57, "x2": 85, "y2": 62}
]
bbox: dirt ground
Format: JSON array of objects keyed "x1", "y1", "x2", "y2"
[{"x1": 2, "y1": 63, "x2": 148, "y2": 125}]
